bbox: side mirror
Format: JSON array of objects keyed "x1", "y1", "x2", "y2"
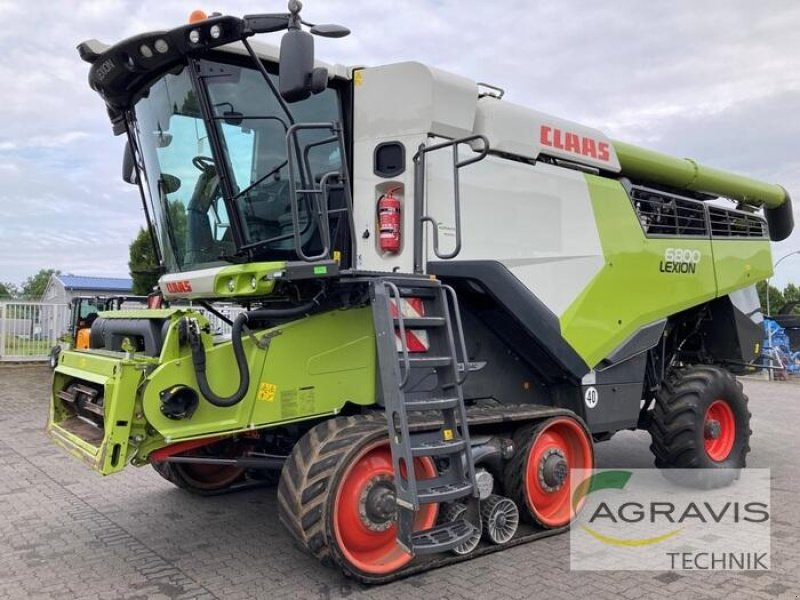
[
  {"x1": 279, "y1": 29, "x2": 327, "y2": 102},
  {"x1": 122, "y1": 141, "x2": 137, "y2": 185}
]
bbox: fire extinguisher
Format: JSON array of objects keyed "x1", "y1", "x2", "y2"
[{"x1": 378, "y1": 187, "x2": 402, "y2": 253}]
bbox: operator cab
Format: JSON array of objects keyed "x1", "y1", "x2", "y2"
[
  {"x1": 83, "y1": 7, "x2": 354, "y2": 279},
  {"x1": 131, "y1": 58, "x2": 346, "y2": 272}
]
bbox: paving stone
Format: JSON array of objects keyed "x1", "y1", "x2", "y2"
[{"x1": 0, "y1": 366, "x2": 797, "y2": 599}]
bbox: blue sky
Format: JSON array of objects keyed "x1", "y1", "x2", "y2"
[{"x1": 0, "y1": 1, "x2": 798, "y2": 286}]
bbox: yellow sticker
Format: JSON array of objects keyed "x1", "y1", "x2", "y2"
[
  {"x1": 354, "y1": 70, "x2": 364, "y2": 86},
  {"x1": 258, "y1": 382, "x2": 278, "y2": 402},
  {"x1": 333, "y1": 250, "x2": 342, "y2": 264},
  {"x1": 442, "y1": 429, "x2": 454, "y2": 441}
]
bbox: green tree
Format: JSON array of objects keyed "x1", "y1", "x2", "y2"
[
  {"x1": 129, "y1": 227, "x2": 160, "y2": 295},
  {"x1": 167, "y1": 199, "x2": 187, "y2": 265},
  {"x1": 0, "y1": 281, "x2": 17, "y2": 298},
  {"x1": 757, "y1": 280, "x2": 785, "y2": 315},
  {"x1": 782, "y1": 283, "x2": 800, "y2": 312},
  {"x1": 21, "y1": 268, "x2": 59, "y2": 299}
]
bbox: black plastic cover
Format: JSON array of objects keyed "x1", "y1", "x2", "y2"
[{"x1": 765, "y1": 188, "x2": 794, "y2": 242}]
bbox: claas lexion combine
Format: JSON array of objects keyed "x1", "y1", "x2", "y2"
[{"x1": 48, "y1": 2, "x2": 794, "y2": 582}]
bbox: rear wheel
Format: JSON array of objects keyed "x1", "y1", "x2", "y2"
[
  {"x1": 277, "y1": 415, "x2": 439, "y2": 581},
  {"x1": 504, "y1": 416, "x2": 594, "y2": 529},
  {"x1": 648, "y1": 365, "x2": 751, "y2": 470},
  {"x1": 151, "y1": 438, "x2": 247, "y2": 495}
]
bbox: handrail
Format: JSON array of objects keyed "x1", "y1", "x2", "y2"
[
  {"x1": 384, "y1": 281, "x2": 411, "y2": 389},
  {"x1": 413, "y1": 135, "x2": 490, "y2": 271},
  {"x1": 285, "y1": 121, "x2": 355, "y2": 263},
  {"x1": 443, "y1": 284, "x2": 470, "y2": 385}
]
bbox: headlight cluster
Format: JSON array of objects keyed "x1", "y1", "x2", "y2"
[
  {"x1": 188, "y1": 23, "x2": 223, "y2": 46},
  {"x1": 139, "y1": 38, "x2": 170, "y2": 59}
]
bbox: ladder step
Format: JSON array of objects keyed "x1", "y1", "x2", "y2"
[
  {"x1": 411, "y1": 438, "x2": 466, "y2": 457},
  {"x1": 417, "y1": 481, "x2": 474, "y2": 504},
  {"x1": 410, "y1": 519, "x2": 479, "y2": 555},
  {"x1": 395, "y1": 287, "x2": 438, "y2": 298},
  {"x1": 404, "y1": 396, "x2": 460, "y2": 411},
  {"x1": 407, "y1": 356, "x2": 452, "y2": 368},
  {"x1": 393, "y1": 316, "x2": 446, "y2": 328}
]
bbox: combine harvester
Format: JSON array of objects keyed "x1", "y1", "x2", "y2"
[{"x1": 48, "y1": 2, "x2": 793, "y2": 582}]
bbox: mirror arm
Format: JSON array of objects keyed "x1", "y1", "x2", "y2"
[{"x1": 241, "y1": 38, "x2": 296, "y2": 126}]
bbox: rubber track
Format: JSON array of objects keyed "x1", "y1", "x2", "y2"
[
  {"x1": 277, "y1": 404, "x2": 578, "y2": 584},
  {"x1": 648, "y1": 365, "x2": 751, "y2": 468}
]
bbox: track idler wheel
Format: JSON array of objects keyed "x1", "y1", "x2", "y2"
[
  {"x1": 277, "y1": 415, "x2": 440, "y2": 582},
  {"x1": 480, "y1": 495, "x2": 519, "y2": 545},
  {"x1": 504, "y1": 416, "x2": 594, "y2": 528}
]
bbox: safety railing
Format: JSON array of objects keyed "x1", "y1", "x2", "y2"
[{"x1": 0, "y1": 302, "x2": 70, "y2": 362}]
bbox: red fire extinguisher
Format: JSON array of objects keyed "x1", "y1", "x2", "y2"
[{"x1": 378, "y1": 187, "x2": 402, "y2": 253}]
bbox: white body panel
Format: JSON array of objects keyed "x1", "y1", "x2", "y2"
[
  {"x1": 424, "y1": 151, "x2": 604, "y2": 316},
  {"x1": 474, "y1": 98, "x2": 621, "y2": 172},
  {"x1": 351, "y1": 62, "x2": 615, "y2": 287},
  {"x1": 352, "y1": 62, "x2": 478, "y2": 273}
]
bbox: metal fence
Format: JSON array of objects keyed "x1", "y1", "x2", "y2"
[
  {"x1": 0, "y1": 302, "x2": 70, "y2": 361},
  {"x1": 0, "y1": 301, "x2": 247, "y2": 361}
]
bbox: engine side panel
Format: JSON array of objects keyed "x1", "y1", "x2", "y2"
[{"x1": 560, "y1": 174, "x2": 718, "y2": 367}]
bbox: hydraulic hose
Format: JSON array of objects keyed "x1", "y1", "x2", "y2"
[{"x1": 188, "y1": 300, "x2": 317, "y2": 408}]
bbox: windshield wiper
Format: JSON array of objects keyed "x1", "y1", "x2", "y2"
[{"x1": 231, "y1": 159, "x2": 288, "y2": 202}]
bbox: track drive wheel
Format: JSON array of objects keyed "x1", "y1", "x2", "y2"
[
  {"x1": 649, "y1": 365, "x2": 751, "y2": 471},
  {"x1": 504, "y1": 415, "x2": 593, "y2": 528},
  {"x1": 277, "y1": 415, "x2": 439, "y2": 582},
  {"x1": 151, "y1": 438, "x2": 247, "y2": 495}
]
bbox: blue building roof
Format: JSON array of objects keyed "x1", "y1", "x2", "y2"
[{"x1": 58, "y1": 275, "x2": 134, "y2": 292}]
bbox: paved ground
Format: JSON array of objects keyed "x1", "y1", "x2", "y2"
[{"x1": 0, "y1": 365, "x2": 797, "y2": 600}]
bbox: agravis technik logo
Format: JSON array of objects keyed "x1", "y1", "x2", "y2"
[{"x1": 569, "y1": 469, "x2": 771, "y2": 571}]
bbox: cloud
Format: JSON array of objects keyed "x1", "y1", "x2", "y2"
[{"x1": 0, "y1": 0, "x2": 798, "y2": 289}]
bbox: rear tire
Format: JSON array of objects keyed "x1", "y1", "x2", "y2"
[
  {"x1": 277, "y1": 415, "x2": 439, "y2": 582},
  {"x1": 648, "y1": 365, "x2": 751, "y2": 471}
]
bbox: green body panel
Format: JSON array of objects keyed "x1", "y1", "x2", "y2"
[
  {"x1": 48, "y1": 351, "x2": 149, "y2": 474},
  {"x1": 711, "y1": 240, "x2": 772, "y2": 297},
  {"x1": 211, "y1": 262, "x2": 284, "y2": 298},
  {"x1": 613, "y1": 140, "x2": 788, "y2": 209},
  {"x1": 48, "y1": 306, "x2": 377, "y2": 474},
  {"x1": 562, "y1": 175, "x2": 720, "y2": 367},
  {"x1": 142, "y1": 306, "x2": 376, "y2": 441}
]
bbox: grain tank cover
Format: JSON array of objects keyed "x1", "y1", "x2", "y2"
[{"x1": 473, "y1": 97, "x2": 622, "y2": 172}]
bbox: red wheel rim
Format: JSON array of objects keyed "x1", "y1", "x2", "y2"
[
  {"x1": 704, "y1": 400, "x2": 736, "y2": 461},
  {"x1": 333, "y1": 440, "x2": 438, "y2": 575},
  {"x1": 524, "y1": 417, "x2": 593, "y2": 528}
]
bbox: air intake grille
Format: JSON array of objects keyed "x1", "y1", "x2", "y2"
[
  {"x1": 629, "y1": 185, "x2": 767, "y2": 240},
  {"x1": 630, "y1": 187, "x2": 708, "y2": 237},
  {"x1": 707, "y1": 206, "x2": 768, "y2": 238}
]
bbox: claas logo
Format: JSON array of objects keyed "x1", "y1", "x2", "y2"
[
  {"x1": 165, "y1": 280, "x2": 193, "y2": 294},
  {"x1": 540, "y1": 125, "x2": 610, "y2": 161}
]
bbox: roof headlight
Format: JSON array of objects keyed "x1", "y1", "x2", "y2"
[
  {"x1": 139, "y1": 44, "x2": 153, "y2": 58},
  {"x1": 154, "y1": 39, "x2": 169, "y2": 54},
  {"x1": 209, "y1": 24, "x2": 222, "y2": 40},
  {"x1": 188, "y1": 29, "x2": 201, "y2": 44}
]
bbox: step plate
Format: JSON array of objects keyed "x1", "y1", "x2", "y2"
[{"x1": 411, "y1": 519, "x2": 478, "y2": 555}]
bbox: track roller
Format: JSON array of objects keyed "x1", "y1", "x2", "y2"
[{"x1": 480, "y1": 495, "x2": 519, "y2": 545}]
